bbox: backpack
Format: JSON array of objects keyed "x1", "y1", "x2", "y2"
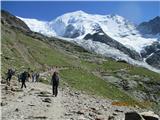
[
  {"x1": 52, "y1": 75, "x2": 59, "y2": 84},
  {"x1": 18, "y1": 73, "x2": 23, "y2": 80},
  {"x1": 7, "y1": 69, "x2": 15, "y2": 76}
]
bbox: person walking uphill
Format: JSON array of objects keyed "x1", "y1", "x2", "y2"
[
  {"x1": 6, "y1": 68, "x2": 15, "y2": 86},
  {"x1": 51, "y1": 71, "x2": 59, "y2": 97},
  {"x1": 21, "y1": 71, "x2": 29, "y2": 89}
]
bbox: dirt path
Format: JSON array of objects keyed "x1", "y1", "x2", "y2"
[
  {"x1": 1, "y1": 81, "x2": 65, "y2": 120},
  {"x1": 1, "y1": 78, "x2": 144, "y2": 120}
]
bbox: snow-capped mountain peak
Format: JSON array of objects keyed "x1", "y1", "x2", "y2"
[
  {"x1": 48, "y1": 11, "x2": 137, "y2": 39},
  {"x1": 17, "y1": 11, "x2": 160, "y2": 71},
  {"x1": 18, "y1": 11, "x2": 132, "y2": 37},
  {"x1": 18, "y1": 11, "x2": 133, "y2": 37},
  {"x1": 18, "y1": 10, "x2": 158, "y2": 53}
]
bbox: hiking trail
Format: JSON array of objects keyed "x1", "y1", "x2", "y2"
[{"x1": 1, "y1": 71, "x2": 143, "y2": 120}]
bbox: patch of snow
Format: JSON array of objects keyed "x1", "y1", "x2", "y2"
[{"x1": 98, "y1": 33, "x2": 104, "y2": 35}]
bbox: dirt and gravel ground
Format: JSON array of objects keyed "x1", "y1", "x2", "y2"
[{"x1": 1, "y1": 78, "x2": 143, "y2": 120}]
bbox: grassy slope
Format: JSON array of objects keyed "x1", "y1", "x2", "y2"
[
  {"x1": 2, "y1": 26, "x2": 74, "y2": 74},
  {"x1": 2, "y1": 25, "x2": 160, "y2": 108},
  {"x1": 80, "y1": 60, "x2": 160, "y2": 81},
  {"x1": 60, "y1": 68, "x2": 137, "y2": 103}
]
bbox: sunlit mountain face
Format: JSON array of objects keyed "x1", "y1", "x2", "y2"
[{"x1": 18, "y1": 11, "x2": 160, "y2": 71}]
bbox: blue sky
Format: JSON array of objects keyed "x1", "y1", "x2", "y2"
[{"x1": 1, "y1": 1, "x2": 160, "y2": 24}]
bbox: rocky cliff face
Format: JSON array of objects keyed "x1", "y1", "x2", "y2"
[
  {"x1": 141, "y1": 41, "x2": 160, "y2": 69},
  {"x1": 1, "y1": 10, "x2": 30, "y2": 32},
  {"x1": 84, "y1": 27, "x2": 142, "y2": 61},
  {"x1": 137, "y1": 16, "x2": 160, "y2": 69},
  {"x1": 63, "y1": 24, "x2": 85, "y2": 38},
  {"x1": 137, "y1": 16, "x2": 160, "y2": 35},
  {"x1": 141, "y1": 42, "x2": 160, "y2": 58},
  {"x1": 146, "y1": 50, "x2": 160, "y2": 69}
]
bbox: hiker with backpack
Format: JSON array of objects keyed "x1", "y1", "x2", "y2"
[
  {"x1": 35, "y1": 72, "x2": 40, "y2": 82},
  {"x1": 21, "y1": 71, "x2": 30, "y2": 89},
  {"x1": 26, "y1": 68, "x2": 31, "y2": 82},
  {"x1": 51, "y1": 71, "x2": 59, "y2": 97},
  {"x1": 6, "y1": 68, "x2": 15, "y2": 85}
]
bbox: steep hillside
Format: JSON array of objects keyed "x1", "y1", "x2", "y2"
[
  {"x1": 1, "y1": 10, "x2": 30, "y2": 32},
  {"x1": 1, "y1": 10, "x2": 160, "y2": 114}
]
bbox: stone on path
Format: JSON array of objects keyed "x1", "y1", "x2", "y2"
[
  {"x1": 125, "y1": 111, "x2": 160, "y2": 120},
  {"x1": 125, "y1": 111, "x2": 144, "y2": 120},
  {"x1": 42, "y1": 98, "x2": 51, "y2": 103},
  {"x1": 140, "y1": 111, "x2": 160, "y2": 120}
]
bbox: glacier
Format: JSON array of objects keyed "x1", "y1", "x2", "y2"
[{"x1": 56, "y1": 36, "x2": 160, "y2": 73}]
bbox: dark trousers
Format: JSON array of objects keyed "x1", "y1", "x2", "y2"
[
  {"x1": 21, "y1": 81, "x2": 26, "y2": 88},
  {"x1": 52, "y1": 82, "x2": 59, "y2": 97},
  {"x1": 6, "y1": 76, "x2": 12, "y2": 85}
]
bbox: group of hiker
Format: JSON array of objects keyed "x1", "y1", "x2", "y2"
[
  {"x1": 6, "y1": 68, "x2": 40, "y2": 88},
  {"x1": 5, "y1": 67, "x2": 60, "y2": 97}
]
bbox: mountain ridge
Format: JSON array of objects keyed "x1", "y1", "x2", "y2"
[
  {"x1": 18, "y1": 11, "x2": 159, "y2": 48},
  {"x1": 137, "y1": 16, "x2": 160, "y2": 35},
  {"x1": 17, "y1": 10, "x2": 160, "y2": 71}
]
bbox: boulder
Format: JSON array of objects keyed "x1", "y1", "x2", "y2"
[
  {"x1": 37, "y1": 91, "x2": 51, "y2": 97},
  {"x1": 125, "y1": 111, "x2": 144, "y2": 120},
  {"x1": 125, "y1": 111, "x2": 160, "y2": 120},
  {"x1": 42, "y1": 98, "x2": 51, "y2": 103},
  {"x1": 140, "y1": 111, "x2": 160, "y2": 120}
]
